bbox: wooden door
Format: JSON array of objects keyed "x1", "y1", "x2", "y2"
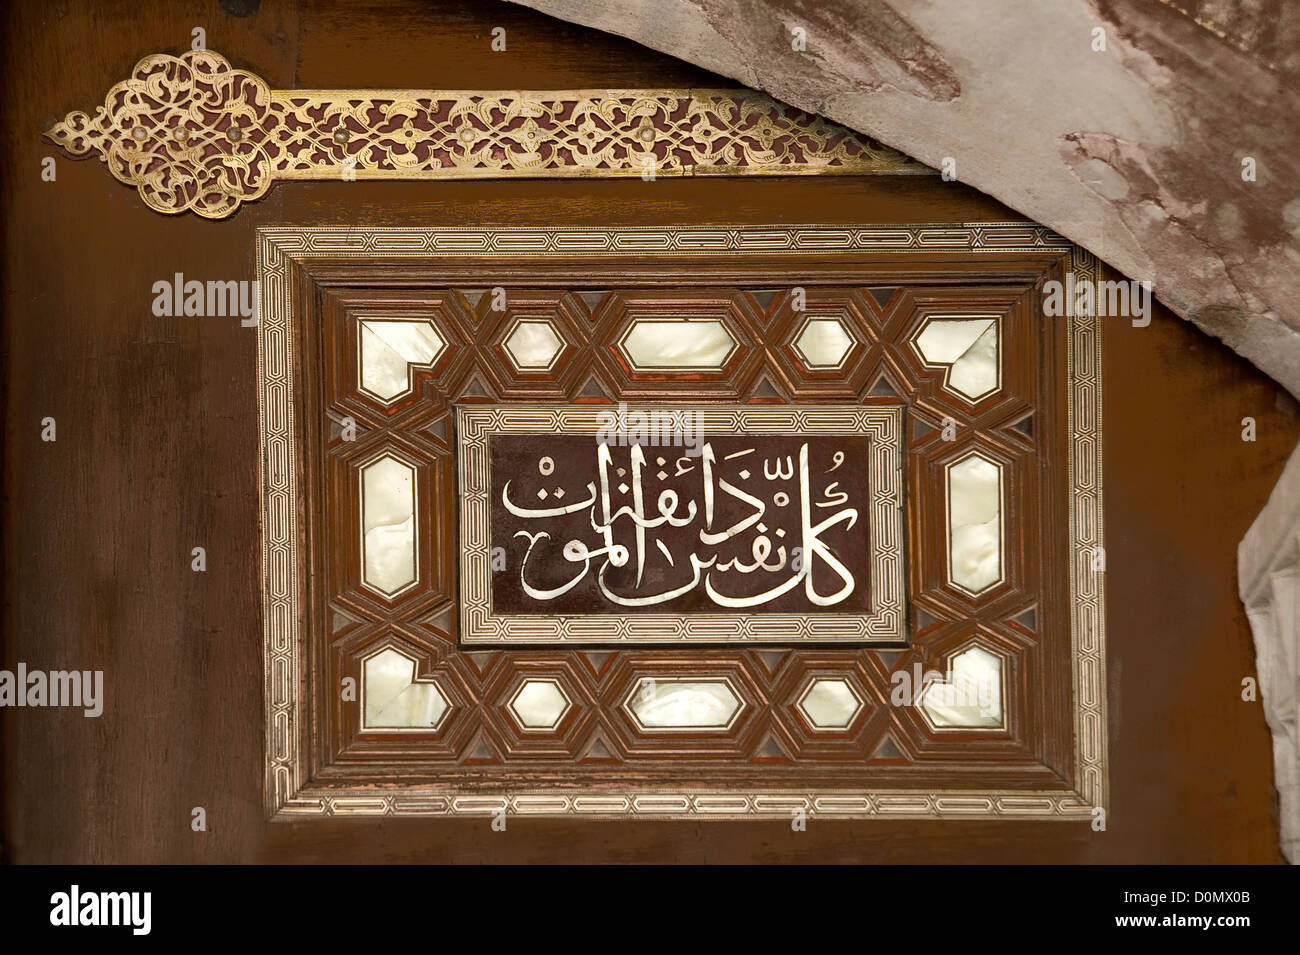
[{"x1": 1, "y1": 0, "x2": 1292, "y2": 863}]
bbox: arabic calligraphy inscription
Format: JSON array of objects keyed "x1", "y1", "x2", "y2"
[{"x1": 491, "y1": 432, "x2": 874, "y2": 614}]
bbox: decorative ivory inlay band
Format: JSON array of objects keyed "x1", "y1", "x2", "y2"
[{"x1": 43, "y1": 50, "x2": 929, "y2": 219}]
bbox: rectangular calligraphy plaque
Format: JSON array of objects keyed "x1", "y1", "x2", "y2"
[{"x1": 457, "y1": 405, "x2": 906, "y2": 644}]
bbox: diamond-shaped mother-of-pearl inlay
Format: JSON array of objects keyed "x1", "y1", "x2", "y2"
[{"x1": 358, "y1": 318, "x2": 446, "y2": 402}]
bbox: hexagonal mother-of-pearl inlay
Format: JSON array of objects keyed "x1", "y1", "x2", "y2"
[
  {"x1": 625, "y1": 678, "x2": 742, "y2": 729},
  {"x1": 919, "y1": 644, "x2": 1004, "y2": 729},
  {"x1": 503, "y1": 319, "x2": 564, "y2": 370},
  {"x1": 946, "y1": 451, "x2": 1003, "y2": 594},
  {"x1": 619, "y1": 318, "x2": 738, "y2": 371},
  {"x1": 793, "y1": 318, "x2": 855, "y2": 369},
  {"x1": 361, "y1": 453, "x2": 417, "y2": 596},
  {"x1": 363, "y1": 647, "x2": 450, "y2": 729},
  {"x1": 797, "y1": 678, "x2": 864, "y2": 729},
  {"x1": 913, "y1": 315, "x2": 999, "y2": 401},
  {"x1": 358, "y1": 318, "x2": 446, "y2": 402},
  {"x1": 508, "y1": 679, "x2": 572, "y2": 730}
]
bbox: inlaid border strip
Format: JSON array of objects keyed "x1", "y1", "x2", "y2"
[
  {"x1": 256, "y1": 223, "x2": 1106, "y2": 820},
  {"x1": 456, "y1": 404, "x2": 906, "y2": 644}
]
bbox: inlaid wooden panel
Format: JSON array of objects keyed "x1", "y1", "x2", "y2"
[{"x1": 261, "y1": 224, "x2": 1096, "y2": 817}]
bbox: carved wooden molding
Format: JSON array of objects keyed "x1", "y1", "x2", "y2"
[{"x1": 43, "y1": 50, "x2": 929, "y2": 218}]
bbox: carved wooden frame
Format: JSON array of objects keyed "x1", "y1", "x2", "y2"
[{"x1": 257, "y1": 223, "x2": 1107, "y2": 820}]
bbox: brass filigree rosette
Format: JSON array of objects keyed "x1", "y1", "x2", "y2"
[{"x1": 47, "y1": 51, "x2": 275, "y2": 218}]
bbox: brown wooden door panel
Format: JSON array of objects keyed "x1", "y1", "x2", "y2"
[{"x1": 0, "y1": 0, "x2": 1289, "y2": 863}]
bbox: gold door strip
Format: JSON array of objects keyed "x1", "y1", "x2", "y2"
[{"x1": 44, "y1": 50, "x2": 929, "y2": 219}]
